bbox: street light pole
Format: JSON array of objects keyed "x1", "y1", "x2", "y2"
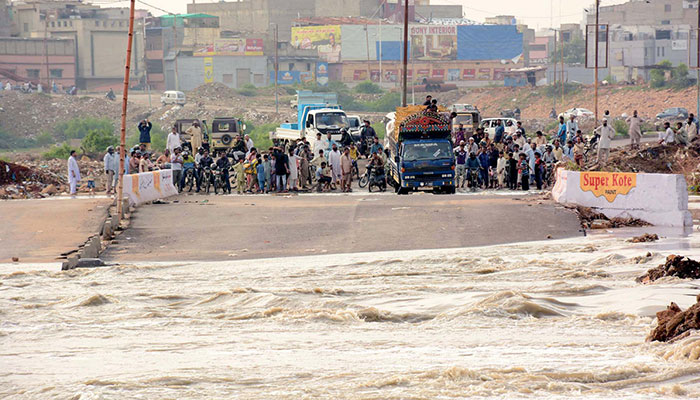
[
  {"x1": 594, "y1": 0, "x2": 600, "y2": 125},
  {"x1": 273, "y1": 23, "x2": 278, "y2": 114},
  {"x1": 401, "y1": 0, "x2": 409, "y2": 107}
]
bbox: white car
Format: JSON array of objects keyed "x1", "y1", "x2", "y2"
[
  {"x1": 479, "y1": 118, "x2": 518, "y2": 139},
  {"x1": 161, "y1": 90, "x2": 186, "y2": 106},
  {"x1": 559, "y1": 108, "x2": 594, "y2": 120}
]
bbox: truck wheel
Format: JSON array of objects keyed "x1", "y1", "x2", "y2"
[{"x1": 397, "y1": 187, "x2": 408, "y2": 195}]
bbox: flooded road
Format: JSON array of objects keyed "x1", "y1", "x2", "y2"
[{"x1": 2, "y1": 232, "x2": 700, "y2": 399}]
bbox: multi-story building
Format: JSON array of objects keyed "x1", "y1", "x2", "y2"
[
  {"x1": 9, "y1": 0, "x2": 147, "y2": 91},
  {"x1": 0, "y1": 36, "x2": 76, "y2": 87},
  {"x1": 586, "y1": 0, "x2": 698, "y2": 26}
]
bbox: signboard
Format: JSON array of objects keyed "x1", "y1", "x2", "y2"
[
  {"x1": 580, "y1": 171, "x2": 637, "y2": 202},
  {"x1": 316, "y1": 62, "x2": 329, "y2": 86},
  {"x1": 417, "y1": 68, "x2": 430, "y2": 78},
  {"x1": 477, "y1": 68, "x2": 491, "y2": 80},
  {"x1": 353, "y1": 70, "x2": 368, "y2": 81},
  {"x1": 270, "y1": 70, "x2": 301, "y2": 85},
  {"x1": 672, "y1": 40, "x2": 688, "y2": 51},
  {"x1": 431, "y1": 69, "x2": 445, "y2": 79},
  {"x1": 447, "y1": 69, "x2": 460, "y2": 81},
  {"x1": 410, "y1": 25, "x2": 457, "y2": 61},
  {"x1": 300, "y1": 71, "x2": 314, "y2": 84},
  {"x1": 194, "y1": 38, "x2": 264, "y2": 56},
  {"x1": 291, "y1": 25, "x2": 341, "y2": 62},
  {"x1": 462, "y1": 69, "x2": 475, "y2": 79},
  {"x1": 585, "y1": 24, "x2": 609, "y2": 69},
  {"x1": 493, "y1": 68, "x2": 505, "y2": 81},
  {"x1": 203, "y1": 57, "x2": 213, "y2": 83}
]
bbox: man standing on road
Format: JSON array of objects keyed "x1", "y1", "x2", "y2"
[
  {"x1": 566, "y1": 115, "x2": 578, "y2": 143},
  {"x1": 313, "y1": 132, "x2": 324, "y2": 156},
  {"x1": 170, "y1": 148, "x2": 183, "y2": 190},
  {"x1": 167, "y1": 126, "x2": 180, "y2": 154},
  {"x1": 626, "y1": 110, "x2": 642, "y2": 149},
  {"x1": 494, "y1": 119, "x2": 505, "y2": 145},
  {"x1": 138, "y1": 119, "x2": 152, "y2": 150},
  {"x1": 186, "y1": 122, "x2": 203, "y2": 154},
  {"x1": 274, "y1": 147, "x2": 289, "y2": 192},
  {"x1": 67, "y1": 150, "x2": 81, "y2": 196},
  {"x1": 454, "y1": 141, "x2": 468, "y2": 190},
  {"x1": 340, "y1": 147, "x2": 353, "y2": 192},
  {"x1": 328, "y1": 143, "x2": 342, "y2": 186},
  {"x1": 595, "y1": 119, "x2": 616, "y2": 165},
  {"x1": 103, "y1": 146, "x2": 118, "y2": 195},
  {"x1": 557, "y1": 116, "x2": 567, "y2": 145}
]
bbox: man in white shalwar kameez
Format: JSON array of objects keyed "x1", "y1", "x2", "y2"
[
  {"x1": 328, "y1": 143, "x2": 342, "y2": 185},
  {"x1": 67, "y1": 150, "x2": 81, "y2": 196}
]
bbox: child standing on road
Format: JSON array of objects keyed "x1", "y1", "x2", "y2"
[
  {"x1": 233, "y1": 158, "x2": 246, "y2": 194},
  {"x1": 496, "y1": 151, "x2": 506, "y2": 189},
  {"x1": 518, "y1": 153, "x2": 530, "y2": 191},
  {"x1": 262, "y1": 154, "x2": 272, "y2": 193},
  {"x1": 256, "y1": 154, "x2": 266, "y2": 193}
]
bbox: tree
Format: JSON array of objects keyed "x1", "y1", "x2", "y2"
[
  {"x1": 549, "y1": 37, "x2": 585, "y2": 65},
  {"x1": 81, "y1": 129, "x2": 118, "y2": 155},
  {"x1": 650, "y1": 60, "x2": 672, "y2": 88}
]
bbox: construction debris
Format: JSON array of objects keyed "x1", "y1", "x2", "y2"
[
  {"x1": 628, "y1": 233, "x2": 660, "y2": 243},
  {"x1": 637, "y1": 254, "x2": 700, "y2": 283},
  {"x1": 571, "y1": 205, "x2": 650, "y2": 229},
  {"x1": 647, "y1": 294, "x2": 700, "y2": 342},
  {"x1": 0, "y1": 157, "x2": 106, "y2": 199}
]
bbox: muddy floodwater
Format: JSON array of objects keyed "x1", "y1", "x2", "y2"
[{"x1": 2, "y1": 232, "x2": 700, "y2": 399}]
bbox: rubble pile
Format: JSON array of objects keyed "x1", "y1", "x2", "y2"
[
  {"x1": 647, "y1": 294, "x2": 700, "y2": 342},
  {"x1": 628, "y1": 233, "x2": 659, "y2": 243},
  {"x1": 0, "y1": 156, "x2": 107, "y2": 199},
  {"x1": 572, "y1": 205, "x2": 650, "y2": 229},
  {"x1": 588, "y1": 143, "x2": 700, "y2": 175},
  {"x1": 637, "y1": 254, "x2": 700, "y2": 283},
  {"x1": 188, "y1": 82, "x2": 240, "y2": 102},
  {"x1": 0, "y1": 91, "x2": 149, "y2": 139}
]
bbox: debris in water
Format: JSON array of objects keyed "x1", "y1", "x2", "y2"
[
  {"x1": 647, "y1": 294, "x2": 700, "y2": 342},
  {"x1": 628, "y1": 233, "x2": 659, "y2": 243},
  {"x1": 637, "y1": 254, "x2": 700, "y2": 283}
]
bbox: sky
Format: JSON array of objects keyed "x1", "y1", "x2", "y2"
[{"x1": 100, "y1": 0, "x2": 631, "y2": 30}]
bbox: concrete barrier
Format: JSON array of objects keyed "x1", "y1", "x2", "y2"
[
  {"x1": 122, "y1": 169, "x2": 178, "y2": 206},
  {"x1": 552, "y1": 169, "x2": 692, "y2": 227}
]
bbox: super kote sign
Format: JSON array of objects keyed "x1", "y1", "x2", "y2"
[
  {"x1": 552, "y1": 169, "x2": 691, "y2": 227},
  {"x1": 580, "y1": 171, "x2": 636, "y2": 202}
]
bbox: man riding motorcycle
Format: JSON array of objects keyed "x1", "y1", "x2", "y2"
[
  {"x1": 181, "y1": 150, "x2": 196, "y2": 190},
  {"x1": 196, "y1": 148, "x2": 214, "y2": 193},
  {"x1": 215, "y1": 150, "x2": 232, "y2": 194}
]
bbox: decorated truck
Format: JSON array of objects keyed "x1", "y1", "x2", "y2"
[{"x1": 385, "y1": 106, "x2": 456, "y2": 194}]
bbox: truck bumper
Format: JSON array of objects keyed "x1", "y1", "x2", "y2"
[{"x1": 402, "y1": 179, "x2": 454, "y2": 188}]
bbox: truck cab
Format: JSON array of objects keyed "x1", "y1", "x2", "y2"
[
  {"x1": 386, "y1": 107, "x2": 455, "y2": 194},
  {"x1": 450, "y1": 104, "x2": 481, "y2": 140}
]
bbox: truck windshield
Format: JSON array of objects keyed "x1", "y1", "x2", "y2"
[
  {"x1": 316, "y1": 113, "x2": 348, "y2": 129},
  {"x1": 452, "y1": 115, "x2": 472, "y2": 131},
  {"x1": 402, "y1": 141, "x2": 453, "y2": 161}
]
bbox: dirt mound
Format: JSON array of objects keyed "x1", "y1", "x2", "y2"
[
  {"x1": 647, "y1": 294, "x2": 700, "y2": 342},
  {"x1": 189, "y1": 82, "x2": 240, "y2": 103},
  {"x1": 589, "y1": 143, "x2": 699, "y2": 174},
  {"x1": 637, "y1": 255, "x2": 700, "y2": 283}
]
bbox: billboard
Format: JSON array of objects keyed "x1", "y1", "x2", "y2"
[
  {"x1": 316, "y1": 62, "x2": 329, "y2": 86},
  {"x1": 203, "y1": 57, "x2": 213, "y2": 83},
  {"x1": 270, "y1": 70, "x2": 301, "y2": 85},
  {"x1": 292, "y1": 25, "x2": 342, "y2": 62},
  {"x1": 410, "y1": 25, "x2": 457, "y2": 61},
  {"x1": 194, "y1": 38, "x2": 263, "y2": 56}
]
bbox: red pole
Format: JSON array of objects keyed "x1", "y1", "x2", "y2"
[
  {"x1": 117, "y1": 0, "x2": 136, "y2": 219},
  {"x1": 401, "y1": 0, "x2": 409, "y2": 107}
]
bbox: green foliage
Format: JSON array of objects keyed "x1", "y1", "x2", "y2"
[
  {"x1": 54, "y1": 117, "x2": 115, "y2": 140},
  {"x1": 338, "y1": 91, "x2": 401, "y2": 113},
  {"x1": 43, "y1": 143, "x2": 72, "y2": 160},
  {"x1": 612, "y1": 119, "x2": 628, "y2": 136},
  {"x1": 0, "y1": 128, "x2": 36, "y2": 149},
  {"x1": 237, "y1": 83, "x2": 258, "y2": 97},
  {"x1": 242, "y1": 121, "x2": 275, "y2": 150},
  {"x1": 549, "y1": 37, "x2": 585, "y2": 64},
  {"x1": 603, "y1": 74, "x2": 617, "y2": 84},
  {"x1": 354, "y1": 80, "x2": 383, "y2": 94},
  {"x1": 81, "y1": 129, "x2": 118, "y2": 154},
  {"x1": 671, "y1": 63, "x2": 694, "y2": 89},
  {"x1": 35, "y1": 132, "x2": 55, "y2": 147},
  {"x1": 544, "y1": 82, "x2": 581, "y2": 98}
]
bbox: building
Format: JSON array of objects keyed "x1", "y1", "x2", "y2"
[
  {"x1": 0, "y1": 36, "x2": 76, "y2": 87},
  {"x1": 0, "y1": 0, "x2": 10, "y2": 37},
  {"x1": 587, "y1": 0, "x2": 699, "y2": 26},
  {"x1": 9, "y1": 1, "x2": 147, "y2": 91}
]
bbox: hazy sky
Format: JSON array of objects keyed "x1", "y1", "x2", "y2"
[{"x1": 105, "y1": 0, "x2": 630, "y2": 30}]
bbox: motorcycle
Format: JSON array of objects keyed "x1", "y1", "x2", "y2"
[
  {"x1": 201, "y1": 166, "x2": 215, "y2": 194},
  {"x1": 583, "y1": 133, "x2": 600, "y2": 163},
  {"x1": 358, "y1": 165, "x2": 372, "y2": 188},
  {"x1": 212, "y1": 165, "x2": 230, "y2": 195},
  {"x1": 183, "y1": 167, "x2": 196, "y2": 192},
  {"x1": 543, "y1": 162, "x2": 554, "y2": 188},
  {"x1": 467, "y1": 168, "x2": 479, "y2": 192},
  {"x1": 368, "y1": 166, "x2": 386, "y2": 192}
]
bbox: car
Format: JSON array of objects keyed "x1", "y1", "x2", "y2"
[
  {"x1": 161, "y1": 90, "x2": 186, "y2": 106},
  {"x1": 479, "y1": 118, "x2": 518, "y2": 139},
  {"x1": 656, "y1": 107, "x2": 688, "y2": 120},
  {"x1": 558, "y1": 108, "x2": 594, "y2": 120},
  {"x1": 210, "y1": 117, "x2": 246, "y2": 152},
  {"x1": 347, "y1": 115, "x2": 362, "y2": 141}
]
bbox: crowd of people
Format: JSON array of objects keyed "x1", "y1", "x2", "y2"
[{"x1": 1, "y1": 80, "x2": 78, "y2": 95}]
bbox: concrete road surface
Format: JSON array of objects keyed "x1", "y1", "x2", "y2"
[
  {"x1": 0, "y1": 197, "x2": 112, "y2": 263},
  {"x1": 102, "y1": 192, "x2": 581, "y2": 262}
]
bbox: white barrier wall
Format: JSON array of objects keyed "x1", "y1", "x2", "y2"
[
  {"x1": 552, "y1": 169, "x2": 692, "y2": 227},
  {"x1": 123, "y1": 169, "x2": 179, "y2": 205}
]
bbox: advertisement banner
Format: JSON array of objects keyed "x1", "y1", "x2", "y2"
[
  {"x1": 292, "y1": 25, "x2": 341, "y2": 62},
  {"x1": 462, "y1": 69, "x2": 475, "y2": 79},
  {"x1": 353, "y1": 70, "x2": 368, "y2": 81},
  {"x1": 299, "y1": 71, "x2": 314, "y2": 84},
  {"x1": 417, "y1": 68, "x2": 430, "y2": 78},
  {"x1": 477, "y1": 68, "x2": 491, "y2": 80},
  {"x1": 316, "y1": 62, "x2": 329, "y2": 86},
  {"x1": 123, "y1": 170, "x2": 179, "y2": 206},
  {"x1": 432, "y1": 69, "x2": 445, "y2": 79},
  {"x1": 447, "y1": 69, "x2": 460, "y2": 81},
  {"x1": 384, "y1": 69, "x2": 399, "y2": 82},
  {"x1": 203, "y1": 57, "x2": 213, "y2": 83},
  {"x1": 370, "y1": 70, "x2": 381, "y2": 82},
  {"x1": 410, "y1": 25, "x2": 457, "y2": 61},
  {"x1": 493, "y1": 68, "x2": 506, "y2": 81},
  {"x1": 580, "y1": 171, "x2": 637, "y2": 202},
  {"x1": 245, "y1": 38, "x2": 264, "y2": 55},
  {"x1": 270, "y1": 70, "x2": 301, "y2": 85}
]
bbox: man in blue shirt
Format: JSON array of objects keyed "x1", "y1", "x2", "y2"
[
  {"x1": 494, "y1": 119, "x2": 505, "y2": 144},
  {"x1": 557, "y1": 116, "x2": 567, "y2": 145}
]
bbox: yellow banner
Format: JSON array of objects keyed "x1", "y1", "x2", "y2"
[
  {"x1": 204, "y1": 57, "x2": 213, "y2": 83},
  {"x1": 291, "y1": 25, "x2": 341, "y2": 62},
  {"x1": 580, "y1": 171, "x2": 636, "y2": 202}
]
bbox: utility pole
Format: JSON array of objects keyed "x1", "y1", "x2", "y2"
[
  {"x1": 143, "y1": 17, "x2": 151, "y2": 108},
  {"x1": 172, "y1": 14, "x2": 179, "y2": 91},
  {"x1": 401, "y1": 0, "x2": 409, "y2": 107},
  {"x1": 696, "y1": 3, "x2": 699, "y2": 119},
  {"x1": 560, "y1": 30, "x2": 564, "y2": 106},
  {"x1": 379, "y1": 18, "x2": 382, "y2": 86},
  {"x1": 365, "y1": 24, "x2": 371, "y2": 81},
  {"x1": 273, "y1": 23, "x2": 279, "y2": 114},
  {"x1": 117, "y1": 0, "x2": 136, "y2": 221},
  {"x1": 594, "y1": 0, "x2": 600, "y2": 125},
  {"x1": 552, "y1": 30, "x2": 557, "y2": 114},
  {"x1": 43, "y1": 10, "x2": 51, "y2": 89}
]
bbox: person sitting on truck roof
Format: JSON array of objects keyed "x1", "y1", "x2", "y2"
[{"x1": 423, "y1": 95, "x2": 432, "y2": 106}]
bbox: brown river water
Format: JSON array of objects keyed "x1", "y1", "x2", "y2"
[{"x1": 2, "y1": 231, "x2": 700, "y2": 399}]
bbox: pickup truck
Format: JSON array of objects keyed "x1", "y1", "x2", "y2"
[
  {"x1": 271, "y1": 91, "x2": 349, "y2": 150},
  {"x1": 385, "y1": 106, "x2": 456, "y2": 194}
]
